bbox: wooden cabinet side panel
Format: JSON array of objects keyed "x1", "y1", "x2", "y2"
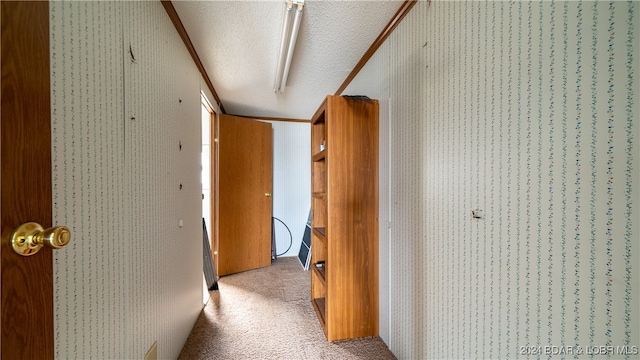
[{"x1": 325, "y1": 96, "x2": 379, "y2": 341}]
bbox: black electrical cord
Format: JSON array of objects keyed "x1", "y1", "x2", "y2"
[{"x1": 273, "y1": 217, "x2": 293, "y2": 257}]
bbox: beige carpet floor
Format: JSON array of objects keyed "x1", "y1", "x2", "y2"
[{"x1": 178, "y1": 257, "x2": 397, "y2": 360}]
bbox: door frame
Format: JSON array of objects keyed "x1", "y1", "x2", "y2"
[{"x1": 201, "y1": 94, "x2": 218, "y2": 276}]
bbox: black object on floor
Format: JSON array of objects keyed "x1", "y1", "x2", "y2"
[
  {"x1": 298, "y1": 210, "x2": 311, "y2": 270},
  {"x1": 202, "y1": 218, "x2": 218, "y2": 291}
]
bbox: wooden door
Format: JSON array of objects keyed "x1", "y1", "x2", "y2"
[
  {"x1": 1, "y1": 1, "x2": 55, "y2": 358},
  {"x1": 217, "y1": 115, "x2": 272, "y2": 276}
]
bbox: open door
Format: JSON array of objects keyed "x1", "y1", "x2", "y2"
[
  {"x1": 217, "y1": 115, "x2": 272, "y2": 276},
  {"x1": 1, "y1": 2, "x2": 58, "y2": 358}
]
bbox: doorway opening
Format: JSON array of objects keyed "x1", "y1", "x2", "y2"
[{"x1": 201, "y1": 94, "x2": 216, "y2": 305}]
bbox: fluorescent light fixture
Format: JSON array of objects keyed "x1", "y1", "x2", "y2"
[{"x1": 274, "y1": 0, "x2": 304, "y2": 93}]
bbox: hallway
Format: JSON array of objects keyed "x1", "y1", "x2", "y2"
[{"x1": 179, "y1": 257, "x2": 395, "y2": 359}]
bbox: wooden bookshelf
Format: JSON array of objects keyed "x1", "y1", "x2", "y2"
[{"x1": 310, "y1": 95, "x2": 379, "y2": 341}]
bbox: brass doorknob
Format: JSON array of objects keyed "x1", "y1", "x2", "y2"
[
  {"x1": 265, "y1": 192, "x2": 272, "y2": 197},
  {"x1": 10, "y1": 222, "x2": 71, "y2": 256}
]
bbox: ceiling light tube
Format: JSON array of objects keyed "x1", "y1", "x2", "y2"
[
  {"x1": 274, "y1": 2, "x2": 293, "y2": 92},
  {"x1": 274, "y1": 0, "x2": 304, "y2": 93}
]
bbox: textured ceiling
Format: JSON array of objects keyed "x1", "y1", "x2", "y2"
[{"x1": 172, "y1": 0, "x2": 403, "y2": 120}]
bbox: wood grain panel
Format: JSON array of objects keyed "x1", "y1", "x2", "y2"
[
  {"x1": 310, "y1": 96, "x2": 379, "y2": 341},
  {"x1": 217, "y1": 115, "x2": 272, "y2": 276},
  {"x1": 326, "y1": 96, "x2": 379, "y2": 341},
  {"x1": 1, "y1": 1, "x2": 54, "y2": 358}
]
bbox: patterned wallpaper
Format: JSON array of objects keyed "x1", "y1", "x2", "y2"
[
  {"x1": 51, "y1": 1, "x2": 203, "y2": 358},
  {"x1": 344, "y1": 1, "x2": 638, "y2": 359}
]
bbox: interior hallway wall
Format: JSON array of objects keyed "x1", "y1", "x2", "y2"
[
  {"x1": 51, "y1": 2, "x2": 203, "y2": 358},
  {"x1": 264, "y1": 120, "x2": 311, "y2": 259},
  {"x1": 344, "y1": 1, "x2": 639, "y2": 358}
]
